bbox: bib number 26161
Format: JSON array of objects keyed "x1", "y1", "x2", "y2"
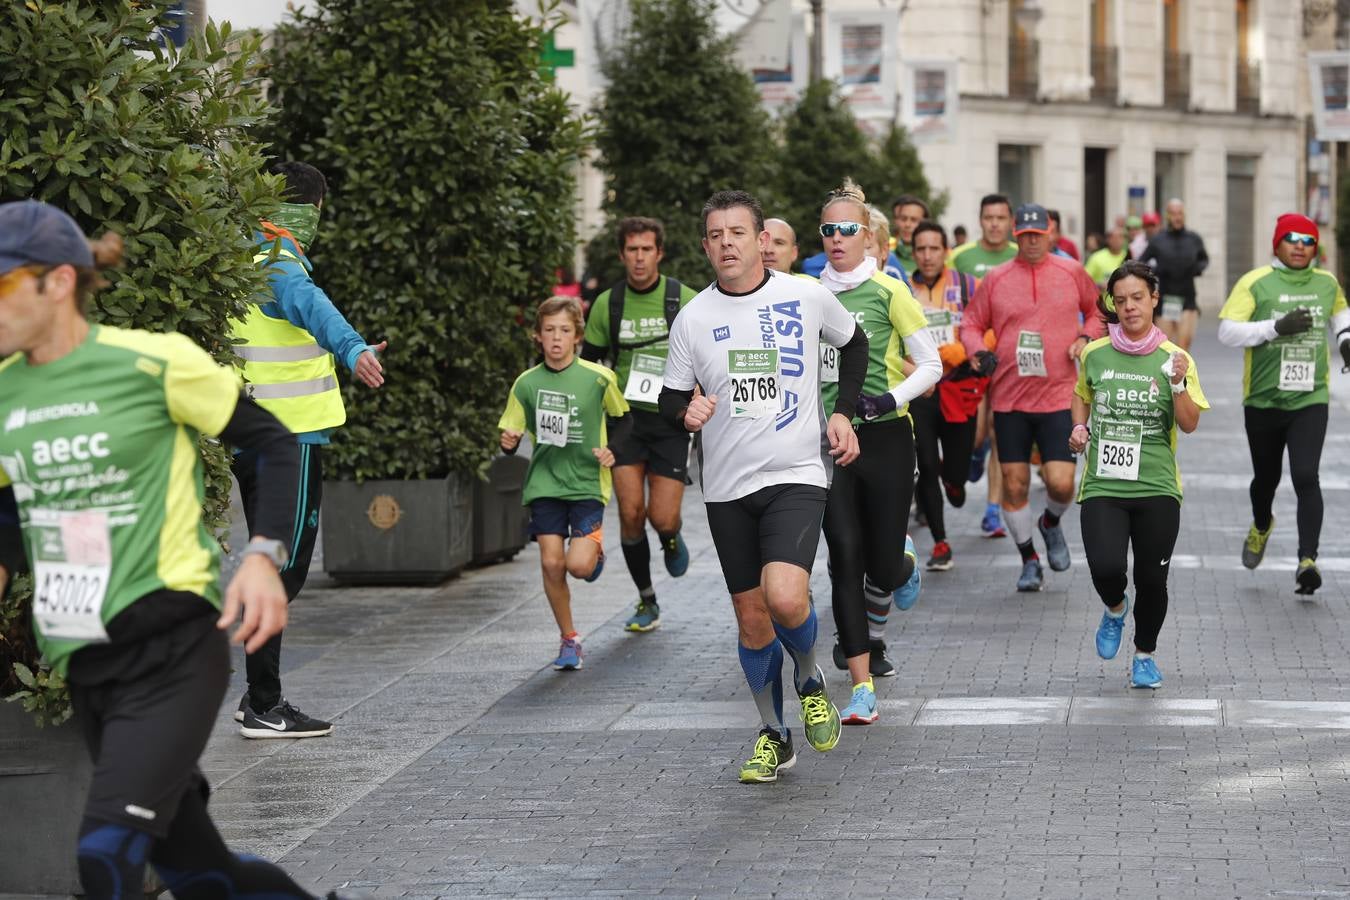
[
  {"x1": 1017, "y1": 331, "x2": 1047, "y2": 377},
  {"x1": 31, "y1": 507, "x2": 112, "y2": 642},
  {"x1": 728, "y1": 349, "x2": 780, "y2": 418}
]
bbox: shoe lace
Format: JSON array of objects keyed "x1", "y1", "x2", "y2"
[
  {"x1": 850, "y1": 685, "x2": 871, "y2": 706},
  {"x1": 801, "y1": 691, "x2": 832, "y2": 726},
  {"x1": 748, "y1": 734, "x2": 779, "y2": 768}
]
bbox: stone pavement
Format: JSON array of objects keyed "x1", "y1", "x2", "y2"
[{"x1": 204, "y1": 323, "x2": 1350, "y2": 899}]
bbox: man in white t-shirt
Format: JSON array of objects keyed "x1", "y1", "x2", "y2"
[{"x1": 659, "y1": 189, "x2": 870, "y2": 784}]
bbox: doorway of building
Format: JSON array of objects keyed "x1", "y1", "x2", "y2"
[
  {"x1": 1226, "y1": 155, "x2": 1258, "y2": 295},
  {"x1": 1084, "y1": 147, "x2": 1108, "y2": 246}
]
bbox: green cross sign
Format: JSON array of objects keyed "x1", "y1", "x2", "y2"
[{"x1": 540, "y1": 34, "x2": 575, "y2": 81}]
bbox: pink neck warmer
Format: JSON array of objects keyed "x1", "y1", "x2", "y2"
[{"x1": 1108, "y1": 322, "x2": 1167, "y2": 356}]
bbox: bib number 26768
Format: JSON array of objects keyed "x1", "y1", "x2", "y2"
[{"x1": 728, "y1": 349, "x2": 780, "y2": 418}]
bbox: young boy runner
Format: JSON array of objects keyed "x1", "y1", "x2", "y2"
[{"x1": 500, "y1": 297, "x2": 632, "y2": 670}]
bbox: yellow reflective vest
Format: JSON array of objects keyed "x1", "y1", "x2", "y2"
[{"x1": 232, "y1": 248, "x2": 347, "y2": 433}]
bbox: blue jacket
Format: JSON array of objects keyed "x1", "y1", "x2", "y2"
[{"x1": 253, "y1": 232, "x2": 371, "y2": 444}]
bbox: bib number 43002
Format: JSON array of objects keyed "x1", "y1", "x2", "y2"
[
  {"x1": 31, "y1": 508, "x2": 112, "y2": 642},
  {"x1": 728, "y1": 348, "x2": 780, "y2": 418}
]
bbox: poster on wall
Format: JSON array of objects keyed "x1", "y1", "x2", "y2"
[
  {"x1": 825, "y1": 9, "x2": 896, "y2": 119},
  {"x1": 1308, "y1": 51, "x2": 1350, "y2": 141},
  {"x1": 900, "y1": 60, "x2": 958, "y2": 141}
]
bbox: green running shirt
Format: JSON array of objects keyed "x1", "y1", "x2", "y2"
[
  {"x1": 0, "y1": 325, "x2": 242, "y2": 675},
  {"x1": 820, "y1": 272, "x2": 930, "y2": 424},
  {"x1": 498, "y1": 358, "x2": 629, "y2": 505},
  {"x1": 1074, "y1": 338, "x2": 1210, "y2": 503},
  {"x1": 582, "y1": 275, "x2": 698, "y2": 413},
  {"x1": 948, "y1": 241, "x2": 1017, "y2": 279},
  {"x1": 1219, "y1": 264, "x2": 1348, "y2": 410}
]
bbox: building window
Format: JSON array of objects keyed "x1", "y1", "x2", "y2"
[
  {"x1": 1162, "y1": 0, "x2": 1189, "y2": 110},
  {"x1": 1154, "y1": 152, "x2": 1186, "y2": 215},
  {"x1": 1235, "y1": 0, "x2": 1259, "y2": 114},
  {"x1": 999, "y1": 144, "x2": 1037, "y2": 209}
]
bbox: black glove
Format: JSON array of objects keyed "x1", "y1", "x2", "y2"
[
  {"x1": 1274, "y1": 307, "x2": 1314, "y2": 337},
  {"x1": 972, "y1": 350, "x2": 998, "y2": 377},
  {"x1": 1340, "y1": 338, "x2": 1350, "y2": 374},
  {"x1": 855, "y1": 392, "x2": 897, "y2": 422}
]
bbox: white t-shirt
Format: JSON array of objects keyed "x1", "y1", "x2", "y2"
[{"x1": 663, "y1": 269, "x2": 859, "y2": 503}]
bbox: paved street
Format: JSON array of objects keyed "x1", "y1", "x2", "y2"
[{"x1": 205, "y1": 323, "x2": 1350, "y2": 899}]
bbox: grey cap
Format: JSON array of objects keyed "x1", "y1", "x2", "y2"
[{"x1": 0, "y1": 200, "x2": 94, "y2": 275}]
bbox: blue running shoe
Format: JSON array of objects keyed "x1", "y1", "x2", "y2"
[
  {"x1": 1038, "y1": 514, "x2": 1071, "y2": 572},
  {"x1": 624, "y1": 600, "x2": 660, "y2": 632},
  {"x1": 840, "y1": 683, "x2": 878, "y2": 725},
  {"x1": 661, "y1": 532, "x2": 690, "y2": 577},
  {"x1": 552, "y1": 636, "x2": 583, "y2": 671},
  {"x1": 1131, "y1": 656, "x2": 1163, "y2": 689},
  {"x1": 981, "y1": 504, "x2": 1006, "y2": 538},
  {"x1": 969, "y1": 439, "x2": 990, "y2": 483},
  {"x1": 584, "y1": 550, "x2": 605, "y2": 583},
  {"x1": 894, "y1": 536, "x2": 922, "y2": 611},
  {"x1": 1016, "y1": 559, "x2": 1044, "y2": 592},
  {"x1": 1095, "y1": 596, "x2": 1128, "y2": 660}
]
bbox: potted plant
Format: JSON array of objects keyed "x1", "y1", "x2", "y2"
[
  {"x1": 0, "y1": 3, "x2": 281, "y2": 891},
  {"x1": 266, "y1": 0, "x2": 585, "y2": 584}
]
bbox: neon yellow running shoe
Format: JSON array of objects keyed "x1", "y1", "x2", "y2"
[
  {"x1": 1242, "y1": 518, "x2": 1274, "y2": 570},
  {"x1": 738, "y1": 727, "x2": 796, "y2": 783},
  {"x1": 798, "y1": 667, "x2": 841, "y2": 752}
]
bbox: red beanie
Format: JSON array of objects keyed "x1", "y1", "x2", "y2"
[{"x1": 1273, "y1": 213, "x2": 1318, "y2": 252}]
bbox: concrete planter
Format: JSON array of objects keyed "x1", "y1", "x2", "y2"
[
  {"x1": 471, "y1": 455, "x2": 529, "y2": 566},
  {"x1": 322, "y1": 475, "x2": 474, "y2": 584},
  {"x1": 0, "y1": 703, "x2": 91, "y2": 895}
]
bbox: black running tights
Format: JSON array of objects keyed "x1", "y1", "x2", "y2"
[
  {"x1": 824, "y1": 417, "x2": 915, "y2": 658},
  {"x1": 1244, "y1": 403, "x2": 1328, "y2": 560},
  {"x1": 911, "y1": 393, "x2": 977, "y2": 542},
  {"x1": 1080, "y1": 495, "x2": 1180, "y2": 654}
]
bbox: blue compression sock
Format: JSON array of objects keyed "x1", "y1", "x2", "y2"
[{"x1": 773, "y1": 606, "x2": 821, "y2": 695}]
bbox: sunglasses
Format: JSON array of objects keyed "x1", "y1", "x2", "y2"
[
  {"x1": 1282, "y1": 232, "x2": 1317, "y2": 248},
  {"x1": 819, "y1": 221, "x2": 863, "y2": 238},
  {"x1": 0, "y1": 264, "x2": 49, "y2": 297}
]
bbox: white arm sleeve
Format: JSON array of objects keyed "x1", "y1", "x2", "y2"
[
  {"x1": 662, "y1": 315, "x2": 696, "y2": 390},
  {"x1": 820, "y1": 289, "x2": 859, "y2": 347},
  {"x1": 1218, "y1": 318, "x2": 1278, "y2": 348},
  {"x1": 1331, "y1": 309, "x2": 1350, "y2": 342},
  {"x1": 887, "y1": 327, "x2": 943, "y2": 407}
]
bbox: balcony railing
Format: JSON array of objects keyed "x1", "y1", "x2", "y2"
[
  {"x1": 1163, "y1": 51, "x2": 1190, "y2": 111},
  {"x1": 1008, "y1": 37, "x2": 1039, "y2": 100},
  {"x1": 1235, "y1": 59, "x2": 1260, "y2": 114},
  {"x1": 1090, "y1": 44, "x2": 1118, "y2": 103}
]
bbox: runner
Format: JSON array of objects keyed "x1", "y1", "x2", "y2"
[
  {"x1": 232, "y1": 161, "x2": 386, "y2": 740},
  {"x1": 865, "y1": 204, "x2": 909, "y2": 284},
  {"x1": 1142, "y1": 199, "x2": 1209, "y2": 350},
  {"x1": 907, "y1": 220, "x2": 991, "y2": 570},
  {"x1": 951, "y1": 193, "x2": 1018, "y2": 538},
  {"x1": 1046, "y1": 209, "x2": 1079, "y2": 260},
  {"x1": 816, "y1": 181, "x2": 940, "y2": 721},
  {"x1": 959, "y1": 203, "x2": 1104, "y2": 592},
  {"x1": 581, "y1": 217, "x2": 698, "y2": 633},
  {"x1": 1218, "y1": 213, "x2": 1350, "y2": 595},
  {"x1": 763, "y1": 217, "x2": 799, "y2": 274},
  {"x1": 0, "y1": 201, "x2": 335, "y2": 899},
  {"x1": 1085, "y1": 226, "x2": 1128, "y2": 289},
  {"x1": 659, "y1": 188, "x2": 866, "y2": 783},
  {"x1": 1070, "y1": 260, "x2": 1209, "y2": 688},
  {"x1": 890, "y1": 194, "x2": 929, "y2": 272},
  {"x1": 500, "y1": 297, "x2": 631, "y2": 669}
]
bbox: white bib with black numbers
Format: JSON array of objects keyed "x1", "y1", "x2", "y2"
[
  {"x1": 819, "y1": 343, "x2": 839, "y2": 384},
  {"x1": 727, "y1": 348, "x2": 780, "y2": 418},
  {"x1": 30, "y1": 507, "x2": 112, "y2": 642},
  {"x1": 1016, "y1": 330, "x2": 1047, "y2": 378},
  {"x1": 623, "y1": 352, "x2": 666, "y2": 404},
  {"x1": 1278, "y1": 344, "x2": 1316, "y2": 393},
  {"x1": 535, "y1": 389, "x2": 571, "y2": 448},
  {"x1": 1095, "y1": 420, "x2": 1142, "y2": 481}
]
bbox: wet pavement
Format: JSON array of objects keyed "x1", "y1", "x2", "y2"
[{"x1": 205, "y1": 323, "x2": 1350, "y2": 899}]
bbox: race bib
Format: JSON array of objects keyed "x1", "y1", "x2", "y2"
[
  {"x1": 1095, "y1": 420, "x2": 1142, "y2": 481},
  {"x1": 1279, "y1": 344, "x2": 1316, "y2": 392},
  {"x1": 31, "y1": 508, "x2": 111, "y2": 642},
  {"x1": 623, "y1": 352, "x2": 665, "y2": 404},
  {"x1": 1161, "y1": 294, "x2": 1184, "y2": 320},
  {"x1": 728, "y1": 349, "x2": 780, "y2": 418},
  {"x1": 1016, "y1": 331, "x2": 1047, "y2": 377},
  {"x1": 820, "y1": 343, "x2": 839, "y2": 384},
  {"x1": 923, "y1": 308, "x2": 957, "y2": 347},
  {"x1": 535, "y1": 389, "x2": 571, "y2": 448}
]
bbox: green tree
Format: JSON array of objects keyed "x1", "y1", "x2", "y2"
[
  {"x1": 267, "y1": 0, "x2": 586, "y2": 481},
  {"x1": 587, "y1": 0, "x2": 777, "y2": 288},
  {"x1": 777, "y1": 81, "x2": 945, "y2": 259},
  {"x1": 0, "y1": 0, "x2": 281, "y2": 719}
]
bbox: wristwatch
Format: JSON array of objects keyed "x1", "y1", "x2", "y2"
[{"x1": 242, "y1": 538, "x2": 289, "y2": 569}]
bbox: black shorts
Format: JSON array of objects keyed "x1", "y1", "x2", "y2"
[
  {"x1": 528, "y1": 497, "x2": 605, "y2": 541},
  {"x1": 70, "y1": 611, "x2": 227, "y2": 838},
  {"x1": 705, "y1": 484, "x2": 827, "y2": 594},
  {"x1": 1153, "y1": 293, "x2": 1199, "y2": 318},
  {"x1": 611, "y1": 408, "x2": 692, "y2": 484},
  {"x1": 993, "y1": 409, "x2": 1076, "y2": 464}
]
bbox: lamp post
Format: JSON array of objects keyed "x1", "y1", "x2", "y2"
[{"x1": 809, "y1": 0, "x2": 824, "y2": 83}]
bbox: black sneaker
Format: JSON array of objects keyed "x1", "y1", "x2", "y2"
[
  {"x1": 832, "y1": 640, "x2": 847, "y2": 670},
  {"x1": 233, "y1": 692, "x2": 250, "y2": 723},
  {"x1": 868, "y1": 639, "x2": 897, "y2": 678},
  {"x1": 240, "y1": 699, "x2": 333, "y2": 739}
]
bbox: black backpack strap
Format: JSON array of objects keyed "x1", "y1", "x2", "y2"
[
  {"x1": 663, "y1": 276, "x2": 683, "y2": 330},
  {"x1": 956, "y1": 269, "x2": 969, "y2": 306},
  {"x1": 608, "y1": 280, "x2": 625, "y2": 359}
]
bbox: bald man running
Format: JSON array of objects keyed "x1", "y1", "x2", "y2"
[{"x1": 763, "y1": 218, "x2": 800, "y2": 275}]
